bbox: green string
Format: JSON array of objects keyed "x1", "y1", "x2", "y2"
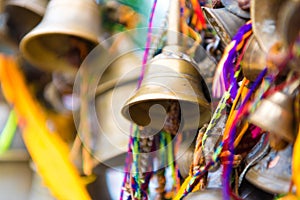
[
  {"x1": 0, "y1": 110, "x2": 17, "y2": 154},
  {"x1": 201, "y1": 88, "x2": 231, "y2": 146},
  {"x1": 202, "y1": 68, "x2": 242, "y2": 147},
  {"x1": 250, "y1": 77, "x2": 272, "y2": 114},
  {"x1": 165, "y1": 132, "x2": 176, "y2": 188},
  {"x1": 132, "y1": 125, "x2": 141, "y2": 198}
]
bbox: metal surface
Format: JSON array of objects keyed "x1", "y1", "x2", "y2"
[
  {"x1": 93, "y1": 52, "x2": 142, "y2": 162},
  {"x1": 167, "y1": 0, "x2": 180, "y2": 45},
  {"x1": 251, "y1": 0, "x2": 286, "y2": 53},
  {"x1": 246, "y1": 144, "x2": 292, "y2": 194},
  {"x1": 221, "y1": 0, "x2": 250, "y2": 19},
  {"x1": 4, "y1": 0, "x2": 48, "y2": 42},
  {"x1": 0, "y1": 162, "x2": 33, "y2": 200},
  {"x1": 248, "y1": 91, "x2": 296, "y2": 143},
  {"x1": 0, "y1": 14, "x2": 18, "y2": 55},
  {"x1": 176, "y1": 141, "x2": 194, "y2": 179},
  {"x1": 20, "y1": 0, "x2": 100, "y2": 72},
  {"x1": 278, "y1": 0, "x2": 300, "y2": 47},
  {"x1": 122, "y1": 49, "x2": 212, "y2": 131},
  {"x1": 241, "y1": 35, "x2": 267, "y2": 81},
  {"x1": 203, "y1": 7, "x2": 246, "y2": 47}
]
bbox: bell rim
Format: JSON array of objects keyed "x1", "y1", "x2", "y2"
[
  {"x1": 121, "y1": 94, "x2": 212, "y2": 128},
  {"x1": 245, "y1": 145, "x2": 292, "y2": 194},
  {"x1": 20, "y1": 23, "x2": 99, "y2": 47},
  {"x1": 246, "y1": 167, "x2": 291, "y2": 194},
  {"x1": 5, "y1": 0, "x2": 47, "y2": 16},
  {"x1": 202, "y1": 7, "x2": 246, "y2": 46},
  {"x1": 19, "y1": 27, "x2": 99, "y2": 72}
]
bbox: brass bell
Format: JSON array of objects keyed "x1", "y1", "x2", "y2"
[
  {"x1": 250, "y1": 0, "x2": 287, "y2": 53},
  {"x1": 19, "y1": 0, "x2": 100, "y2": 73},
  {"x1": 4, "y1": 0, "x2": 48, "y2": 43},
  {"x1": 121, "y1": 47, "x2": 212, "y2": 131},
  {"x1": 202, "y1": 7, "x2": 246, "y2": 47},
  {"x1": 240, "y1": 35, "x2": 267, "y2": 81},
  {"x1": 221, "y1": 0, "x2": 250, "y2": 19},
  {"x1": 277, "y1": 0, "x2": 300, "y2": 74},
  {"x1": 0, "y1": 14, "x2": 18, "y2": 54},
  {"x1": 248, "y1": 91, "x2": 296, "y2": 143},
  {"x1": 245, "y1": 144, "x2": 293, "y2": 194},
  {"x1": 278, "y1": 0, "x2": 300, "y2": 47},
  {"x1": 176, "y1": 140, "x2": 195, "y2": 179}
]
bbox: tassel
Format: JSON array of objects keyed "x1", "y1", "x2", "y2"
[
  {"x1": 221, "y1": 69, "x2": 267, "y2": 200},
  {"x1": 190, "y1": 0, "x2": 206, "y2": 31},
  {"x1": 212, "y1": 21, "x2": 252, "y2": 98}
]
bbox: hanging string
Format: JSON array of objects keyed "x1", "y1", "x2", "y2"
[
  {"x1": 212, "y1": 21, "x2": 252, "y2": 99},
  {"x1": 120, "y1": 123, "x2": 133, "y2": 200},
  {"x1": 221, "y1": 68, "x2": 267, "y2": 200},
  {"x1": 174, "y1": 131, "x2": 182, "y2": 192},
  {"x1": 120, "y1": 0, "x2": 158, "y2": 198},
  {"x1": 201, "y1": 88, "x2": 231, "y2": 145},
  {"x1": 190, "y1": 0, "x2": 206, "y2": 31},
  {"x1": 175, "y1": 21, "x2": 252, "y2": 199},
  {"x1": 177, "y1": 69, "x2": 267, "y2": 200},
  {"x1": 137, "y1": 0, "x2": 158, "y2": 89},
  {"x1": 132, "y1": 126, "x2": 142, "y2": 199}
]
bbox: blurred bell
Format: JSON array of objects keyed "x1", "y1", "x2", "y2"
[
  {"x1": 221, "y1": 0, "x2": 250, "y2": 19},
  {"x1": 278, "y1": 0, "x2": 300, "y2": 47},
  {"x1": 246, "y1": 144, "x2": 292, "y2": 194},
  {"x1": 0, "y1": 13, "x2": 18, "y2": 54},
  {"x1": 93, "y1": 51, "x2": 142, "y2": 163},
  {"x1": 251, "y1": 0, "x2": 286, "y2": 53},
  {"x1": 176, "y1": 140, "x2": 195, "y2": 179},
  {"x1": 202, "y1": 7, "x2": 246, "y2": 47},
  {"x1": 248, "y1": 91, "x2": 296, "y2": 143},
  {"x1": 121, "y1": 47, "x2": 212, "y2": 131},
  {"x1": 20, "y1": 0, "x2": 100, "y2": 73},
  {"x1": 241, "y1": 35, "x2": 267, "y2": 81},
  {"x1": 4, "y1": 0, "x2": 48, "y2": 43}
]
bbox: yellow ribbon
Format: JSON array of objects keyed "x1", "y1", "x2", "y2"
[{"x1": 0, "y1": 54, "x2": 91, "y2": 200}]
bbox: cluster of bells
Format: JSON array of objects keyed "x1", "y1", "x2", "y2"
[{"x1": 0, "y1": 0, "x2": 299, "y2": 199}]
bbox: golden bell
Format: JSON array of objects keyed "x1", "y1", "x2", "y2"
[
  {"x1": 202, "y1": 7, "x2": 246, "y2": 47},
  {"x1": 246, "y1": 144, "x2": 292, "y2": 194},
  {"x1": 122, "y1": 47, "x2": 212, "y2": 131},
  {"x1": 19, "y1": 0, "x2": 100, "y2": 73},
  {"x1": 4, "y1": 0, "x2": 48, "y2": 43},
  {"x1": 248, "y1": 91, "x2": 296, "y2": 143},
  {"x1": 250, "y1": 0, "x2": 287, "y2": 53},
  {"x1": 221, "y1": 0, "x2": 250, "y2": 19},
  {"x1": 241, "y1": 35, "x2": 267, "y2": 81},
  {"x1": 0, "y1": 15, "x2": 18, "y2": 54},
  {"x1": 278, "y1": 0, "x2": 300, "y2": 47}
]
